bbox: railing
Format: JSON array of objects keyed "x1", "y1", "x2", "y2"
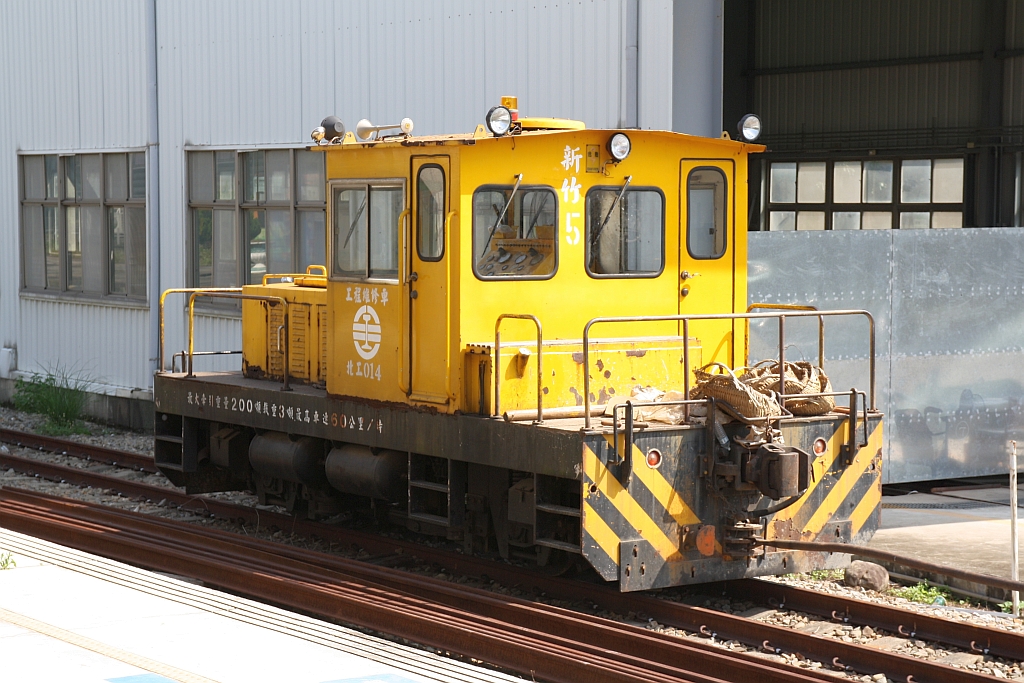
[
  {"x1": 494, "y1": 314, "x2": 544, "y2": 424},
  {"x1": 186, "y1": 291, "x2": 292, "y2": 391},
  {"x1": 746, "y1": 303, "x2": 823, "y2": 368},
  {"x1": 261, "y1": 264, "x2": 328, "y2": 285},
  {"x1": 582, "y1": 310, "x2": 875, "y2": 429},
  {"x1": 158, "y1": 288, "x2": 242, "y2": 372}
]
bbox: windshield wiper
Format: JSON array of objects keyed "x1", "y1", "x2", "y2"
[
  {"x1": 590, "y1": 175, "x2": 632, "y2": 247},
  {"x1": 480, "y1": 174, "x2": 523, "y2": 257},
  {"x1": 342, "y1": 197, "x2": 368, "y2": 249}
]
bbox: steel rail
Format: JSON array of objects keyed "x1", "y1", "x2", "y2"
[
  {"x1": 0, "y1": 450, "x2": 1016, "y2": 681},
  {"x1": 728, "y1": 579, "x2": 1024, "y2": 661},
  {"x1": 0, "y1": 488, "x2": 814, "y2": 683},
  {"x1": 0, "y1": 428, "x2": 157, "y2": 473}
]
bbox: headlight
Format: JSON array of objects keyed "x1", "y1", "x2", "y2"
[
  {"x1": 737, "y1": 114, "x2": 761, "y2": 142},
  {"x1": 320, "y1": 116, "x2": 346, "y2": 142},
  {"x1": 608, "y1": 132, "x2": 631, "y2": 161},
  {"x1": 310, "y1": 126, "x2": 326, "y2": 143},
  {"x1": 485, "y1": 106, "x2": 512, "y2": 136}
]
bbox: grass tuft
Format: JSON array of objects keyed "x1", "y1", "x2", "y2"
[
  {"x1": 0, "y1": 552, "x2": 15, "y2": 570},
  {"x1": 13, "y1": 362, "x2": 93, "y2": 436},
  {"x1": 888, "y1": 582, "x2": 952, "y2": 605}
]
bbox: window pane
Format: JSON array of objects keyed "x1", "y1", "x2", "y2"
[
  {"x1": 127, "y1": 207, "x2": 147, "y2": 296},
  {"x1": 44, "y1": 206, "x2": 59, "y2": 288},
  {"x1": 216, "y1": 151, "x2": 235, "y2": 201},
  {"x1": 899, "y1": 212, "x2": 930, "y2": 229},
  {"x1": 189, "y1": 152, "x2": 214, "y2": 203},
  {"x1": 417, "y1": 166, "x2": 445, "y2": 259},
  {"x1": 246, "y1": 209, "x2": 266, "y2": 283},
  {"x1": 933, "y1": 159, "x2": 964, "y2": 203},
  {"x1": 901, "y1": 160, "x2": 931, "y2": 203},
  {"x1": 22, "y1": 205, "x2": 45, "y2": 288},
  {"x1": 296, "y1": 150, "x2": 325, "y2": 202},
  {"x1": 82, "y1": 206, "x2": 104, "y2": 294},
  {"x1": 106, "y1": 154, "x2": 127, "y2": 201},
  {"x1": 45, "y1": 155, "x2": 59, "y2": 199},
  {"x1": 333, "y1": 187, "x2": 368, "y2": 278},
  {"x1": 65, "y1": 155, "x2": 81, "y2": 200},
  {"x1": 130, "y1": 152, "x2": 146, "y2": 199},
  {"x1": 369, "y1": 187, "x2": 402, "y2": 279},
  {"x1": 23, "y1": 156, "x2": 45, "y2": 199},
  {"x1": 298, "y1": 211, "x2": 326, "y2": 271},
  {"x1": 587, "y1": 189, "x2": 663, "y2": 274},
  {"x1": 769, "y1": 211, "x2": 795, "y2": 231},
  {"x1": 931, "y1": 211, "x2": 962, "y2": 229},
  {"x1": 109, "y1": 207, "x2": 127, "y2": 294},
  {"x1": 796, "y1": 211, "x2": 825, "y2": 230},
  {"x1": 473, "y1": 187, "x2": 557, "y2": 278},
  {"x1": 243, "y1": 151, "x2": 265, "y2": 204},
  {"x1": 863, "y1": 161, "x2": 893, "y2": 203},
  {"x1": 770, "y1": 162, "x2": 796, "y2": 203},
  {"x1": 82, "y1": 155, "x2": 102, "y2": 200},
  {"x1": 797, "y1": 162, "x2": 826, "y2": 203},
  {"x1": 833, "y1": 161, "x2": 861, "y2": 204},
  {"x1": 267, "y1": 210, "x2": 292, "y2": 275},
  {"x1": 832, "y1": 211, "x2": 861, "y2": 230},
  {"x1": 193, "y1": 208, "x2": 213, "y2": 287},
  {"x1": 66, "y1": 206, "x2": 82, "y2": 290},
  {"x1": 213, "y1": 209, "x2": 238, "y2": 287},
  {"x1": 266, "y1": 150, "x2": 290, "y2": 202},
  {"x1": 688, "y1": 169, "x2": 727, "y2": 258},
  {"x1": 862, "y1": 211, "x2": 892, "y2": 230}
]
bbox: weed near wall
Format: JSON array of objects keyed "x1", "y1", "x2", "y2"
[{"x1": 12, "y1": 363, "x2": 93, "y2": 436}]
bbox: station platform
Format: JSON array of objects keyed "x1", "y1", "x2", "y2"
[
  {"x1": 0, "y1": 529, "x2": 521, "y2": 683},
  {"x1": 867, "y1": 484, "x2": 1023, "y2": 599}
]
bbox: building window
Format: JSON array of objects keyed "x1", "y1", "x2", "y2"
[
  {"x1": 585, "y1": 187, "x2": 664, "y2": 276},
  {"x1": 765, "y1": 158, "x2": 964, "y2": 230},
  {"x1": 188, "y1": 149, "x2": 326, "y2": 290},
  {"x1": 472, "y1": 185, "x2": 558, "y2": 279},
  {"x1": 20, "y1": 152, "x2": 147, "y2": 299}
]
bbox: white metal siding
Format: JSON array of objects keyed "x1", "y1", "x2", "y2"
[{"x1": 0, "y1": 0, "x2": 152, "y2": 394}]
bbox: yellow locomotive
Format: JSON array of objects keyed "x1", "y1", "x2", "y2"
[{"x1": 155, "y1": 99, "x2": 883, "y2": 590}]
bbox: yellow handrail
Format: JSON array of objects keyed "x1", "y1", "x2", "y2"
[
  {"x1": 494, "y1": 314, "x2": 544, "y2": 424},
  {"x1": 186, "y1": 291, "x2": 291, "y2": 391},
  {"x1": 158, "y1": 287, "x2": 242, "y2": 372}
]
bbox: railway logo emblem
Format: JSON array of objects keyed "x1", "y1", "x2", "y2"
[{"x1": 352, "y1": 305, "x2": 381, "y2": 359}]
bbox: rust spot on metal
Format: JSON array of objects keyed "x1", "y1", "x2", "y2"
[
  {"x1": 568, "y1": 387, "x2": 584, "y2": 406},
  {"x1": 596, "y1": 359, "x2": 605, "y2": 371},
  {"x1": 626, "y1": 349, "x2": 647, "y2": 358},
  {"x1": 572, "y1": 352, "x2": 584, "y2": 364},
  {"x1": 603, "y1": 370, "x2": 611, "y2": 379},
  {"x1": 542, "y1": 387, "x2": 549, "y2": 395},
  {"x1": 597, "y1": 388, "x2": 609, "y2": 404},
  {"x1": 770, "y1": 518, "x2": 801, "y2": 541},
  {"x1": 696, "y1": 525, "x2": 716, "y2": 557},
  {"x1": 243, "y1": 362, "x2": 267, "y2": 380}
]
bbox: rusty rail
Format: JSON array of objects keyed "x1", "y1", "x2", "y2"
[
  {"x1": 494, "y1": 313, "x2": 544, "y2": 423},
  {"x1": 0, "y1": 428, "x2": 156, "y2": 472},
  {"x1": 1, "y1": 448, "x2": 1019, "y2": 681},
  {"x1": 582, "y1": 309, "x2": 875, "y2": 429}
]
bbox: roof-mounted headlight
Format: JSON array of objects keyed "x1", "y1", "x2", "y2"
[
  {"x1": 485, "y1": 106, "x2": 513, "y2": 137},
  {"x1": 608, "y1": 132, "x2": 631, "y2": 161},
  {"x1": 319, "y1": 116, "x2": 346, "y2": 143},
  {"x1": 737, "y1": 114, "x2": 762, "y2": 142}
]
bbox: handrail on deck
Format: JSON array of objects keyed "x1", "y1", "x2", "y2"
[
  {"x1": 494, "y1": 314, "x2": 544, "y2": 424},
  {"x1": 158, "y1": 288, "x2": 243, "y2": 372},
  {"x1": 186, "y1": 291, "x2": 292, "y2": 391},
  {"x1": 581, "y1": 310, "x2": 875, "y2": 429},
  {"x1": 747, "y1": 303, "x2": 824, "y2": 369},
  {"x1": 261, "y1": 264, "x2": 328, "y2": 285}
]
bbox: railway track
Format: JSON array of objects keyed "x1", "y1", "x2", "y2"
[{"x1": 0, "y1": 429, "x2": 1021, "y2": 682}]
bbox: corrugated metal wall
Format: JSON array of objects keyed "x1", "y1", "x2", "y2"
[
  {"x1": 751, "y1": 0, "x2": 991, "y2": 142},
  {"x1": 0, "y1": 0, "x2": 153, "y2": 393},
  {"x1": 1, "y1": 0, "x2": 680, "y2": 391},
  {"x1": 1005, "y1": 0, "x2": 1024, "y2": 128}
]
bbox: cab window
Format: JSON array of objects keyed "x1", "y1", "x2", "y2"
[
  {"x1": 585, "y1": 187, "x2": 664, "y2": 277},
  {"x1": 332, "y1": 184, "x2": 403, "y2": 279},
  {"x1": 417, "y1": 165, "x2": 445, "y2": 260},
  {"x1": 687, "y1": 168, "x2": 727, "y2": 259},
  {"x1": 472, "y1": 185, "x2": 557, "y2": 279}
]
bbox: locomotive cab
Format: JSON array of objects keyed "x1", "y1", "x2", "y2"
[{"x1": 154, "y1": 102, "x2": 883, "y2": 590}]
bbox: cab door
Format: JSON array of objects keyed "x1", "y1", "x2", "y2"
[
  {"x1": 408, "y1": 156, "x2": 451, "y2": 403},
  {"x1": 679, "y1": 160, "x2": 738, "y2": 367}
]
